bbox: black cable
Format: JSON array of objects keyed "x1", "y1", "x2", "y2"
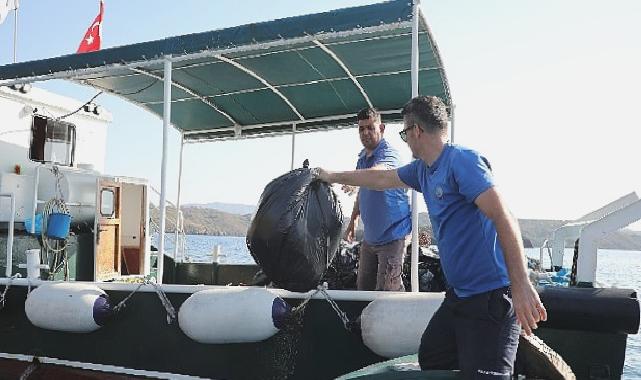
[
  {"x1": 56, "y1": 91, "x2": 103, "y2": 120},
  {"x1": 118, "y1": 78, "x2": 159, "y2": 95},
  {"x1": 56, "y1": 78, "x2": 160, "y2": 120}
]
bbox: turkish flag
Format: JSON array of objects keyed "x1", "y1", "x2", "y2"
[{"x1": 76, "y1": 1, "x2": 104, "y2": 54}]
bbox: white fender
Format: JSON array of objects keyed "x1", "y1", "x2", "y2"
[
  {"x1": 25, "y1": 282, "x2": 112, "y2": 333},
  {"x1": 178, "y1": 287, "x2": 291, "y2": 344},
  {"x1": 361, "y1": 292, "x2": 444, "y2": 358}
]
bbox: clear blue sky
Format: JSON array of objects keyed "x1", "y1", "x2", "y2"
[{"x1": 1, "y1": 1, "x2": 640, "y2": 226}]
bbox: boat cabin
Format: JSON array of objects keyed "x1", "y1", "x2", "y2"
[{"x1": 0, "y1": 85, "x2": 150, "y2": 281}]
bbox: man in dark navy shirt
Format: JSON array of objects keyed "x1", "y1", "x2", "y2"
[
  {"x1": 345, "y1": 108, "x2": 411, "y2": 291},
  {"x1": 317, "y1": 96, "x2": 546, "y2": 379}
]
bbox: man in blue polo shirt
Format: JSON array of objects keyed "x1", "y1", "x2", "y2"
[
  {"x1": 344, "y1": 107, "x2": 411, "y2": 291},
  {"x1": 316, "y1": 96, "x2": 546, "y2": 378}
]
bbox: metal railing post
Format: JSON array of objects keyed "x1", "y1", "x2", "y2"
[
  {"x1": 290, "y1": 124, "x2": 296, "y2": 170},
  {"x1": 31, "y1": 166, "x2": 40, "y2": 234},
  {"x1": 1, "y1": 193, "x2": 16, "y2": 277},
  {"x1": 157, "y1": 55, "x2": 173, "y2": 284},
  {"x1": 174, "y1": 133, "x2": 185, "y2": 262},
  {"x1": 410, "y1": 0, "x2": 421, "y2": 292}
]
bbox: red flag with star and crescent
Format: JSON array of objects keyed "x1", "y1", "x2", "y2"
[{"x1": 76, "y1": 0, "x2": 104, "y2": 54}]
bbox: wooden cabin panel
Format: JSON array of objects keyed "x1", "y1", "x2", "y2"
[
  {"x1": 97, "y1": 224, "x2": 120, "y2": 280},
  {"x1": 95, "y1": 180, "x2": 122, "y2": 281},
  {"x1": 122, "y1": 246, "x2": 141, "y2": 274}
]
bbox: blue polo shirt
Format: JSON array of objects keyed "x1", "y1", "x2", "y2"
[
  {"x1": 397, "y1": 143, "x2": 510, "y2": 297},
  {"x1": 356, "y1": 139, "x2": 411, "y2": 245}
]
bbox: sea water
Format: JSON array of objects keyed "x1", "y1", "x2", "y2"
[{"x1": 168, "y1": 235, "x2": 640, "y2": 378}]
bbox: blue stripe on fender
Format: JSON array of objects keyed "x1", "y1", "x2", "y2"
[
  {"x1": 272, "y1": 297, "x2": 291, "y2": 330},
  {"x1": 93, "y1": 294, "x2": 113, "y2": 326}
]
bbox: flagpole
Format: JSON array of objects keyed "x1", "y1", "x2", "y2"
[{"x1": 13, "y1": 1, "x2": 18, "y2": 63}]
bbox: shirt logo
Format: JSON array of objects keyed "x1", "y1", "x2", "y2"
[{"x1": 435, "y1": 186, "x2": 444, "y2": 199}]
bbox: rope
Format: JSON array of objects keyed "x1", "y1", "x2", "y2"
[
  {"x1": 292, "y1": 283, "x2": 351, "y2": 331},
  {"x1": 318, "y1": 285, "x2": 351, "y2": 330},
  {"x1": 291, "y1": 288, "x2": 318, "y2": 314},
  {"x1": 38, "y1": 167, "x2": 72, "y2": 280},
  {"x1": 112, "y1": 278, "x2": 176, "y2": 324},
  {"x1": 112, "y1": 282, "x2": 146, "y2": 313},
  {"x1": 0, "y1": 273, "x2": 22, "y2": 310},
  {"x1": 19, "y1": 359, "x2": 40, "y2": 380},
  {"x1": 570, "y1": 238, "x2": 579, "y2": 286}
]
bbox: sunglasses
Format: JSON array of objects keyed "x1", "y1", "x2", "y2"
[{"x1": 399, "y1": 125, "x2": 416, "y2": 142}]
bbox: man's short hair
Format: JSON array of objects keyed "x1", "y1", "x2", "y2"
[
  {"x1": 401, "y1": 96, "x2": 449, "y2": 133},
  {"x1": 357, "y1": 107, "x2": 381, "y2": 122}
]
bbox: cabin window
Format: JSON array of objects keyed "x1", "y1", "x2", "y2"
[
  {"x1": 29, "y1": 115, "x2": 76, "y2": 167},
  {"x1": 100, "y1": 189, "x2": 115, "y2": 217}
]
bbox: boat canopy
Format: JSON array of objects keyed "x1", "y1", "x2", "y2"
[{"x1": 0, "y1": 0, "x2": 451, "y2": 142}]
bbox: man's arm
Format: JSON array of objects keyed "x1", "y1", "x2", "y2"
[
  {"x1": 317, "y1": 167, "x2": 407, "y2": 190},
  {"x1": 475, "y1": 187, "x2": 547, "y2": 335},
  {"x1": 344, "y1": 191, "x2": 360, "y2": 243}
]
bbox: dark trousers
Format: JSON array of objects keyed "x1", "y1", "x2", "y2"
[{"x1": 418, "y1": 287, "x2": 520, "y2": 379}]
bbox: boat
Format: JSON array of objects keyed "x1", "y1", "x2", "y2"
[{"x1": 0, "y1": 1, "x2": 639, "y2": 379}]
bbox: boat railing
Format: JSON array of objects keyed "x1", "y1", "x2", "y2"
[
  {"x1": 575, "y1": 197, "x2": 641, "y2": 285},
  {"x1": 542, "y1": 192, "x2": 641, "y2": 287},
  {"x1": 0, "y1": 192, "x2": 16, "y2": 277},
  {"x1": 538, "y1": 239, "x2": 551, "y2": 271},
  {"x1": 149, "y1": 185, "x2": 187, "y2": 262}
]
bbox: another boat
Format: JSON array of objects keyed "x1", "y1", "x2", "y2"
[{"x1": 0, "y1": 1, "x2": 639, "y2": 379}]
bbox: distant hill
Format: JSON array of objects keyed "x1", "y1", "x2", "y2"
[
  {"x1": 517, "y1": 219, "x2": 569, "y2": 247},
  {"x1": 184, "y1": 202, "x2": 256, "y2": 216},
  {"x1": 151, "y1": 205, "x2": 251, "y2": 236},
  {"x1": 418, "y1": 213, "x2": 641, "y2": 250},
  {"x1": 151, "y1": 205, "x2": 641, "y2": 249},
  {"x1": 518, "y1": 218, "x2": 641, "y2": 250}
]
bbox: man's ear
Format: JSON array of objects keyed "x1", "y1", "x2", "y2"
[{"x1": 379, "y1": 123, "x2": 385, "y2": 133}]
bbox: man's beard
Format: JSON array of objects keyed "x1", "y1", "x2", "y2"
[{"x1": 361, "y1": 138, "x2": 377, "y2": 151}]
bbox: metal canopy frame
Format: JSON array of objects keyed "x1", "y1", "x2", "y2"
[
  {"x1": 214, "y1": 54, "x2": 305, "y2": 121},
  {"x1": 129, "y1": 66, "x2": 239, "y2": 126},
  {"x1": 0, "y1": 0, "x2": 451, "y2": 142},
  {"x1": 0, "y1": 0, "x2": 454, "y2": 286},
  {"x1": 312, "y1": 40, "x2": 373, "y2": 109}
]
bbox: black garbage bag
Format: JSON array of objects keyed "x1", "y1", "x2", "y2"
[
  {"x1": 323, "y1": 243, "x2": 360, "y2": 290},
  {"x1": 247, "y1": 168, "x2": 343, "y2": 292},
  {"x1": 402, "y1": 245, "x2": 448, "y2": 292}
]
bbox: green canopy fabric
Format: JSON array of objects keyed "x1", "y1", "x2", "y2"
[{"x1": 0, "y1": 0, "x2": 451, "y2": 142}]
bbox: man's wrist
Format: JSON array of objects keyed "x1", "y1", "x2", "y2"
[
  {"x1": 323, "y1": 170, "x2": 335, "y2": 183},
  {"x1": 509, "y1": 273, "x2": 530, "y2": 289}
]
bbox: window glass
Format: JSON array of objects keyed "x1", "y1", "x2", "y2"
[
  {"x1": 29, "y1": 115, "x2": 76, "y2": 166},
  {"x1": 100, "y1": 190, "x2": 115, "y2": 217}
]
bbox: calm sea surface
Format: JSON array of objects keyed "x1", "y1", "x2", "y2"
[{"x1": 164, "y1": 235, "x2": 641, "y2": 379}]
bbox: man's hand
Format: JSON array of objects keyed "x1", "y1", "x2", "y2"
[
  {"x1": 341, "y1": 184, "x2": 358, "y2": 196},
  {"x1": 474, "y1": 187, "x2": 547, "y2": 335},
  {"x1": 511, "y1": 281, "x2": 547, "y2": 335},
  {"x1": 314, "y1": 168, "x2": 333, "y2": 183},
  {"x1": 343, "y1": 218, "x2": 357, "y2": 243}
]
